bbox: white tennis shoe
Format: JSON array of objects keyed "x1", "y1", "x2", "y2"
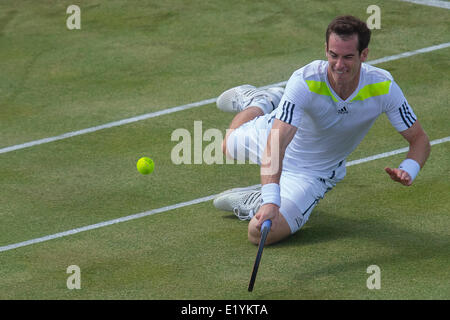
[
  {"x1": 213, "y1": 185, "x2": 262, "y2": 221},
  {"x1": 216, "y1": 85, "x2": 284, "y2": 114}
]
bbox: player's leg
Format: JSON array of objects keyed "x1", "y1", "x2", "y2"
[
  {"x1": 216, "y1": 85, "x2": 284, "y2": 158},
  {"x1": 223, "y1": 107, "x2": 264, "y2": 157},
  {"x1": 247, "y1": 210, "x2": 291, "y2": 245},
  {"x1": 216, "y1": 185, "x2": 317, "y2": 246},
  {"x1": 246, "y1": 172, "x2": 332, "y2": 245},
  {"x1": 214, "y1": 174, "x2": 333, "y2": 245}
]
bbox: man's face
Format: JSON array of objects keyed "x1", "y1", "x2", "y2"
[{"x1": 326, "y1": 33, "x2": 368, "y2": 86}]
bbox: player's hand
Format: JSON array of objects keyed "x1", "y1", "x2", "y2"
[
  {"x1": 384, "y1": 167, "x2": 412, "y2": 186},
  {"x1": 254, "y1": 203, "x2": 279, "y2": 231}
]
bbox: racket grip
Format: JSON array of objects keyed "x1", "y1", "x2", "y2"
[{"x1": 261, "y1": 219, "x2": 272, "y2": 232}]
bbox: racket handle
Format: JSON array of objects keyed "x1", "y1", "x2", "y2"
[{"x1": 261, "y1": 219, "x2": 272, "y2": 232}]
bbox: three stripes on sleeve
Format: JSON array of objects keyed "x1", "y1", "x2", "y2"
[
  {"x1": 278, "y1": 101, "x2": 295, "y2": 125},
  {"x1": 398, "y1": 101, "x2": 416, "y2": 128}
]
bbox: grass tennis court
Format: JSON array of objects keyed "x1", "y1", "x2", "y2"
[{"x1": 0, "y1": 0, "x2": 449, "y2": 300}]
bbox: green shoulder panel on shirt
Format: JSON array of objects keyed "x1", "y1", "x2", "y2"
[
  {"x1": 350, "y1": 80, "x2": 391, "y2": 102},
  {"x1": 306, "y1": 79, "x2": 391, "y2": 102},
  {"x1": 305, "y1": 80, "x2": 338, "y2": 102}
]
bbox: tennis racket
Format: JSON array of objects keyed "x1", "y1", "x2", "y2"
[{"x1": 248, "y1": 219, "x2": 272, "y2": 292}]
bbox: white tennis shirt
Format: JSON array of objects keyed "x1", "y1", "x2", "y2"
[{"x1": 273, "y1": 60, "x2": 417, "y2": 177}]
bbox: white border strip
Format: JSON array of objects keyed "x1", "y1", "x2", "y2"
[
  {"x1": 1, "y1": 137, "x2": 449, "y2": 253},
  {"x1": 1, "y1": 42, "x2": 449, "y2": 155},
  {"x1": 400, "y1": 0, "x2": 450, "y2": 9}
]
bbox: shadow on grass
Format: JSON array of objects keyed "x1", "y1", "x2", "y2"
[{"x1": 268, "y1": 209, "x2": 449, "y2": 285}]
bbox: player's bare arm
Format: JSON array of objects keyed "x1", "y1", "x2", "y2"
[
  {"x1": 255, "y1": 119, "x2": 297, "y2": 231},
  {"x1": 385, "y1": 120, "x2": 431, "y2": 186}
]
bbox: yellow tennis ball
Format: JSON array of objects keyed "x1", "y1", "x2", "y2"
[{"x1": 137, "y1": 157, "x2": 154, "y2": 175}]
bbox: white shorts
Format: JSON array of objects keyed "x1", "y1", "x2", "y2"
[{"x1": 226, "y1": 114, "x2": 345, "y2": 234}]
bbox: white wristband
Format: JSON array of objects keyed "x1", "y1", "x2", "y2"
[
  {"x1": 261, "y1": 183, "x2": 281, "y2": 207},
  {"x1": 399, "y1": 159, "x2": 420, "y2": 182}
]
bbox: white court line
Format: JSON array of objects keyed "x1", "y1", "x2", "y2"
[
  {"x1": 400, "y1": 0, "x2": 450, "y2": 9},
  {"x1": 366, "y1": 42, "x2": 450, "y2": 66},
  {"x1": 1, "y1": 42, "x2": 449, "y2": 155},
  {"x1": 1, "y1": 136, "x2": 449, "y2": 253},
  {"x1": 0, "y1": 98, "x2": 216, "y2": 155},
  {"x1": 346, "y1": 136, "x2": 450, "y2": 166}
]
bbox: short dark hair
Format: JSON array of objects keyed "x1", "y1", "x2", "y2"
[{"x1": 326, "y1": 15, "x2": 371, "y2": 54}]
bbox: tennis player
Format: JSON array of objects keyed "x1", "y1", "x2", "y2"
[{"x1": 213, "y1": 15, "x2": 431, "y2": 245}]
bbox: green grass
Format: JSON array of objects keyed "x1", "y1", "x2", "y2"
[{"x1": 0, "y1": 0, "x2": 449, "y2": 300}]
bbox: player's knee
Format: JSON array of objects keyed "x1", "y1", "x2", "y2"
[
  {"x1": 248, "y1": 231, "x2": 260, "y2": 245},
  {"x1": 248, "y1": 214, "x2": 292, "y2": 246},
  {"x1": 248, "y1": 235, "x2": 259, "y2": 245},
  {"x1": 247, "y1": 219, "x2": 260, "y2": 245}
]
